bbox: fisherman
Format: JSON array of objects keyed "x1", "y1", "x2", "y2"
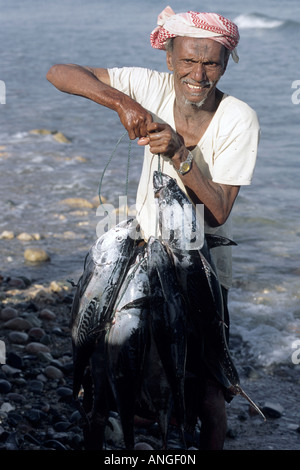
[{"x1": 47, "y1": 6, "x2": 260, "y2": 450}]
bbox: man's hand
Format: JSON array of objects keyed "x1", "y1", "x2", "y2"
[
  {"x1": 137, "y1": 122, "x2": 184, "y2": 158},
  {"x1": 117, "y1": 99, "x2": 153, "y2": 140}
]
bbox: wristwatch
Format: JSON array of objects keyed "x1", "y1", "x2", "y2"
[{"x1": 177, "y1": 151, "x2": 194, "y2": 175}]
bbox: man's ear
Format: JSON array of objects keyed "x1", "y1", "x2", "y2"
[{"x1": 166, "y1": 51, "x2": 174, "y2": 72}]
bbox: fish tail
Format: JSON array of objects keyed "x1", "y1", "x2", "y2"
[{"x1": 233, "y1": 384, "x2": 266, "y2": 421}]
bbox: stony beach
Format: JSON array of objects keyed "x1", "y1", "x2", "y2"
[{"x1": 0, "y1": 265, "x2": 299, "y2": 453}]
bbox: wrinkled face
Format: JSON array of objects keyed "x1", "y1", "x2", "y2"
[{"x1": 166, "y1": 37, "x2": 229, "y2": 108}]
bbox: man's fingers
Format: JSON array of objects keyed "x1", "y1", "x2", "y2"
[
  {"x1": 147, "y1": 122, "x2": 166, "y2": 134},
  {"x1": 137, "y1": 137, "x2": 150, "y2": 146}
]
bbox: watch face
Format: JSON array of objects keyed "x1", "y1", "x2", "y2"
[{"x1": 180, "y1": 161, "x2": 190, "y2": 173}]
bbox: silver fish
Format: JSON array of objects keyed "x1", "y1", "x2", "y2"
[
  {"x1": 70, "y1": 218, "x2": 139, "y2": 399},
  {"x1": 140, "y1": 336, "x2": 173, "y2": 449},
  {"x1": 105, "y1": 245, "x2": 150, "y2": 449},
  {"x1": 153, "y1": 171, "x2": 266, "y2": 421},
  {"x1": 147, "y1": 236, "x2": 187, "y2": 438}
]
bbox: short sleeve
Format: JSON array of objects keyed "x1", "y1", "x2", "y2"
[{"x1": 211, "y1": 99, "x2": 260, "y2": 186}]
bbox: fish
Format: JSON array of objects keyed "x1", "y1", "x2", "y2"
[
  {"x1": 153, "y1": 171, "x2": 266, "y2": 421},
  {"x1": 70, "y1": 218, "x2": 139, "y2": 399},
  {"x1": 105, "y1": 244, "x2": 150, "y2": 449},
  {"x1": 147, "y1": 236, "x2": 187, "y2": 440},
  {"x1": 140, "y1": 335, "x2": 173, "y2": 449}
]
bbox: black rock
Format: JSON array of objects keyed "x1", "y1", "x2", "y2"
[{"x1": 0, "y1": 379, "x2": 12, "y2": 393}]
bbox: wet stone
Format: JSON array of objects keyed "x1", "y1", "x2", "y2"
[
  {"x1": 262, "y1": 401, "x2": 284, "y2": 419},
  {"x1": 3, "y1": 317, "x2": 32, "y2": 332},
  {"x1": 27, "y1": 380, "x2": 44, "y2": 394},
  {"x1": 24, "y1": 248, "x2": 50, "y2": 263},
  {"x1": 25, "y1": 342, "x2": 51, "y2": 354},
  {"x1": 39, "y1": 309, "x2": 56, "y2": 321},
  {"x1": 0, "y1": 380, "x2": 12, "y2": 394},
  {"x1": 28, "y1": 327, "x2": 46, "y2": 341},
  {"x1": 6, "y1": 352, "x2": 23, "y2": 370},
  {"x1": 0, "y1": 307, "x2": 18, "y2": 321},
  {"x1": 56, "y1": 386, "x2": 72, "y2": 398},
  {"x1": 43, "y1": 365, "x2": 64, "y2": 380},
  {"x1": 8, "y1": 331, "x2": 29, "y2": 344},
  {"x1": 7, "y1": 393, "x2": 26, "y2": 404}
]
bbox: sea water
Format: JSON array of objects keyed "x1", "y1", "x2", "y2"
[{"x1": 1, "y1": 0, "x2": 300, "y2": 369}]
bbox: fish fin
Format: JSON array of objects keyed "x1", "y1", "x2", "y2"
[{"x1": 205, "y1": 234, "x2": 238, "y2": 249}]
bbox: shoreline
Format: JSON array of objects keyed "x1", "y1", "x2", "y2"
[{"x1": 0, "y1": 273, "x2": 299, "y2": 451}]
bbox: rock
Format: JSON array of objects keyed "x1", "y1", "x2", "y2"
[
  {"x1": 0, "y1": 230, "x2": 14, "y2": 239},
  {"x1": 28, "y1": 327, "x2": 46, "y2": 341},
  {"x1": 7, "y1": 393, "x2": 26, "y2": 404},
  {"x1": 29, "y1": 129, "x2": 53, "y2": 135},
  {"x1": 49, "y1": 281, "x2": 64, "y2": 293},
  {"x1": 0, "y1": 379, "x2": 12, "y2": 394},
  {"x1": 6, "y1": 352, "x2": 24, "y2": 369},
  {"x1": 43, "y1": 365, "x2": 64, "y2": 380},
  {"x1": 24, "y1": 248, "x2": 50, "y2": 263},
  {"x1": 17, "y1": 232, "x2": 35, "y2": 241},
  {"x1": 24, "y1": 408, "x2": 47, "y2": 425},
  {"x1": 134, "y1": 442, "x2": 154, "y2": 450},
  {"x1": 8, "y1": 331, "x2": 29, "y2": 344},
  {"x1": 0, "y1": 402, "x2": 15, "y2": 413},
  {"x1": 59, "y1": 197, "x2": 94, "y2": 209},
  {"x1": 56, "y1": 386, "x2": 72, "y2": 398},
  {"x1": 52, "y1": 131, "x2": 70, "y2": 143},
  {"x1": 0, "y1": 307, "x2": 18, "y2": 321},
  {"x1": 27, "y1": 380, "x2": 44, "y2": 394},
  {"x1": 39, "y1": 309, "x2": 56, "y2": 321},
  {"x1": 1, "y1": 364, "x2": 21, "y2": 376},
  {"x1": 3, "y1": 317, "x2": 32, "y2": 331},
  {"x1": 7, "y1": 277, "x2": 27, "y2": 289},
  {"x1": 262, "y1": 401, "x2": 284, "y2": 419},
  {"x1": 25, "y1": 342, "x2": 51, "y2": 354}
]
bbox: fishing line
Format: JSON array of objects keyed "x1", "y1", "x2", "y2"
[
  {"x1": 157, "y1": 153, "x2": 163, "y2": 184},
  {"x1": 97, "y1": 131, "x2": 132, "y2": 218}
]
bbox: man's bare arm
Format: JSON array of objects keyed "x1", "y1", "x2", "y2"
[
  {"x1": 46, "y1": 64, "x2": 152, "y2": 139},
  {"x1": 139, "y1": 121, "x2": 240, "y2": 227}
]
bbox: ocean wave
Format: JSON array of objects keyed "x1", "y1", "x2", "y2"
[{"x1": 234, "y1": 12, "x2": 297, "y2": 30}]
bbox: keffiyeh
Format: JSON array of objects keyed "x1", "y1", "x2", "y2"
[{"x1": 150, "y1": 6, "x2": 240, "y2": 63}]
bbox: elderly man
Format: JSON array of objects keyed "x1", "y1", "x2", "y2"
[{"x1": 47, "y1": 7, "x2": 260, "y2": 449}]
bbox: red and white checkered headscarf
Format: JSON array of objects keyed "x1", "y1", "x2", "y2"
[{"x1": 150, "y1": 6, "x2": 240, "y2": 63}]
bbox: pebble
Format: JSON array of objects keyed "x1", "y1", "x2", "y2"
[
  {"x1": 8, "y1": 331, "x2": 29, "y2": 344},
  {"x1": 134, "y1": 442, "x2": 154, "y2": 450},
  {"x1": 17, "y1": 232, "x2": 35, "y2": 241},
  {"x1": 43, "y1": 365, "x2": 64, "y2": 380},
  {"x1": 1, "y1": 364, "x2": 22, "y2": 376},
  {"x1": 0, "y1": 379, "x2": 12, "y2": 393},
  {"x1": 28, "y1": 327, "x2": 46, "y2": 341},
  {"x1": 39, "y1": 309, "x2": 56, "y2": 321},
  {"x1": 3, "y1": 317, "x2": 32, "y2": 331},
  {"x1": 25, "y1": 342, "x2": 51, "y2": 354},
  {"x1": 59, "y1": 197, "x2": 94, "y2": 209},
  {"x1": 24, "y1": 248, "x2": 50, "y2": 263},
  {"x1": 0, "y1": 307, "x2": 18, "y2": 321},
  {"x1": 262, "y1": 401, "x2": 284, "y2": 419},
  {"x1": 27, "y1": 380, "x2": 44, "y2": 394},
  {"x1": 0, "y1": 230, "x2": 14, "y2": 239}
]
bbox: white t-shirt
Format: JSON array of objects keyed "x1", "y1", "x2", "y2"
[{"x1": 108, "y1": 67, "x2": 260, "y2": 288}]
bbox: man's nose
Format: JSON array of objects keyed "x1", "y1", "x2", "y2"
[{"x1": 191, "y1": 62, "x2": 206, "y2": 82}]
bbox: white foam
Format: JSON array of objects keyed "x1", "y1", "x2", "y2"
[
  {"x1": 229, "y1": 284, "x2": 300, "y2": 368},
  {"x1": 234, "y1": 13, "x2": 284, "y2": 30}
]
